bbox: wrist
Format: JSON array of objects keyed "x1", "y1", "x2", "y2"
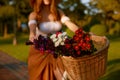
[{"x1": 30, "y1": 32, "x2": 36, "y2": 35}]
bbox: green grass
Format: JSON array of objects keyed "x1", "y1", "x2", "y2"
[
  {"x1": 108, "y1": 40, "x2": 120, "y2": 60},
  {"x1": 99, "y1": 37, "x2": 120, "y2": 80},
  {"x1": 0, "y1": 34, "x2": 30, "y2": 62},
  {"x1": 0, "y1": 34, "x2": 120, "y2": 80},
  {"x1": 0, "y1": 44, "x2": 29, "y2": 62}
]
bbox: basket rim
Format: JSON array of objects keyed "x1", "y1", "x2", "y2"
[{"x1": 61, "y1": 36, "x2": 109, "y2": 61}]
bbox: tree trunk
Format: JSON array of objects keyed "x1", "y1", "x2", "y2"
[
  {"x1": 13, "y1": 19, "x2": 17, "y2": 46},
  {"x1": 3, "y1": 24, "x2": 8, "y2": 38},
  {"x1": 13, "y1": 37, "x2": 17, "y2": 45},
  {"x1": 0, "y1": 23, "x2": 3, "y2": 35}
]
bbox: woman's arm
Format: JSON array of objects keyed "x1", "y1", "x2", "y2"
[
  {"x1": 28, "y1": 12, "x2": 37, "y2": 42},
  {"x1": 59, "y1": 10, "x2": 79, "y2": 32},
  {"x1": 63, "y1": 20, "x2": 79, "y2": 32}
]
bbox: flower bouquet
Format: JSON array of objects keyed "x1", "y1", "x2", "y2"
[
  {"x1": 50, "y1": 28, "x2": 109, "y2": 80},
  {"x1": 50, "y1": 28, "x2": 97, "y2": 58}
]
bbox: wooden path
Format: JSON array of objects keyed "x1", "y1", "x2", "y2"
[{"x1": 0, "y1": 51, "x2": 29, "y2": 80}]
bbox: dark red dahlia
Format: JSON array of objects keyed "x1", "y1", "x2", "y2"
[{"x1": 65, "y1": 44, "x2": 71, "y2": 49}]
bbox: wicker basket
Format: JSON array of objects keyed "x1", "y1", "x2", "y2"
[{"x1": 61, "y1": 36, "x2": 109, "y2": 80}]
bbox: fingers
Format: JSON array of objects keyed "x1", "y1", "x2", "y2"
[
  {"x1": 89, "y1": 32, "x2": 96, "y2": 36},
  {"x1": 91, "y1": 35, "x2": 107, "y2": 44},
  {"x1": 29, "y1": 37, "x2": 34, "y2": 42},
  {"x1": 29, "y1": 34, "x2": 36, "y2": 42}
]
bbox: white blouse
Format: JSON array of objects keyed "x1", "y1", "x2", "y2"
[
  {"x1": 39, "y1": 21, "x2": 62, "y2": 33},
  {"x1": 28, "y1": 16, "x2": 70, "y2": 36}
]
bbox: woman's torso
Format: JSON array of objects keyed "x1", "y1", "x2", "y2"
[
  {"x1": 36, "y1": 12, "x2": 62, "y2": 37},
  {"x1": 36, "y1": 21, "x2": 62, "y2": 37}
]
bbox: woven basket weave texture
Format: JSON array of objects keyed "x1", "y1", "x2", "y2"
[{"x1": 61, "y1": 36, "x2": 109, "y2": 80}]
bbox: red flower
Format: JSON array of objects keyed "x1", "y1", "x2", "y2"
[
  {"x1": 77, "y1": 51, "x2": 81, "y2": 55},
  {"x1": 75, "y1": 28, "x2": 83, "y2": 34},
  {"x1": 65, "y1": 39, "x2": 70, "y2": 44},
  {"x1": 74, "y1": 45, "x2": 79, "y2": 51},
  {"x1": 85, "y1": 35, "x2": 90, "y2": 41},
  {"x1": 65, "y1": 44, "x2": 71, "y2": 49},
  {"x1": 78, "y1": 43, "x2": 82, "y2": 47},
  {"x1": 73, "y1": 36, "x2": 79, "y2": 42},
  {"x1": 56, "y1": 32, "x2": 61, "y2": 37},
  {"x1": 80, "y1": 39, "x2": 84, "y2": 43},
  {"x1": 78, "y1": 34, "x2": 83, "y2": 38},
  {"x1": 86, "y1": 43, "x2": 91, "y2": 50},
  {"x1": 75, "y1": 30, "x2": 79, "y2": 34}
]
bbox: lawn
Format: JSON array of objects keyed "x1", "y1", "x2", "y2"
[
  {"x1": 0, "y1": 34, "x2": 120, "y2": 80},
  {"x1": 0, "y1": 34, "x2": 30, "y2": 62},
  {"x1": 99, "y1": 37, "x2": 120, "y2": 80}
]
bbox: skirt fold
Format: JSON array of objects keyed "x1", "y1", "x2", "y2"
[{"x1": 28, "y1": 46, "x2": 64, "y2": 80}]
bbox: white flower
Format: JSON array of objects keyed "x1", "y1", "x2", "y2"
[
  {"x1": 62, "y1": 32, "x2": 67, "y2": 36},
  {"x1": 64, "y1": 36, "x2": 68, "y2": 39},
  {"x1": 58, "y1": 38, "x2": 62, "y2": 42},
  {"x1": 53, "y1": 38, "x2": 58, "y2": 42},
  {"x1": 50, "y1": 34, "x2": 56, "y2": 39},
  {"x1": 54, "y1": 38, "x2": 62, "y2": 47},
  {"x1": 61, "y1": 42, "x2": 64, "y2": 45},
  {"x1": 50, "y1": 32, "x2": 68, "y2": 47},
  {"x1": 55, "y1": 41, "x2": 60, "y2": 47},
  {"x1": 58, "y1": 34, "x2": 62, "y2": 38}
]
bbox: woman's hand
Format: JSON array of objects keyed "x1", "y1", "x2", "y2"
[
  {"x1": 90, "y1": 33, "x2": 107, "y2": 44},
  {"x1": 28, "y1": 12, "x2": 37, "y2": 42},
  {"x1": 29, "y1": 33, "x2": 36, "y2": 42}
]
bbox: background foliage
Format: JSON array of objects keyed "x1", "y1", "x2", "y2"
[
  {"x1": 0, "y1": 0, "x2": 120, "y2": 38},
  {"x1": 0, "y1": 0, "x2": 120, "y2": 79}
]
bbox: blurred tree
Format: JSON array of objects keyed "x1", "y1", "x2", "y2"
[
  {"x1": 89, "y1": 0, "x2": 120, "y2": 35},
  {"x1": 0, "y1": 0, "x2": 31, "y2": 45},
  {"x1": 0, "y1": 0, "x2": 6, "y2": 6},
  {"x1": 109, "y1": 22, "x2": 120, "y2": 36},
  {"x1": 10, "y1": 0, "x2": 31, "y2": 30},
  {"x1": 59, "y1": 0, "x2": 87, "y2": 26},
  {"x1": 0, "y1": 5, "x2": 14, "y2": 38},
  {"x1": 11, "y1": 0, "x2": 31, "y2": 45}
]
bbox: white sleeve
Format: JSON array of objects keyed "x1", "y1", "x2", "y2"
[
  {"x1": 28, "y1": 20, "x2": 37, "y2": 27},
  {"x1": 61, "y1": 16, "x2": 70, "y2": 24}
]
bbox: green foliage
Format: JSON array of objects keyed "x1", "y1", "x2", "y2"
[
  {"x1": 0, "y1": 34, "x2": 29, "y2": 62},
  {"x1": 109, "y1": 22, "x2": 120, "y2": 36},
  {"x1": 90, "y1": 24, "x2": 107, "y2": 36},
  {"x1": 60, "y1": 0, "x2": 87, "y2": 23},
  {"x1": 0, "y1": 6, "x2": 15, "y2": 37},
  {"x1": 0, "y1": 0, "x2": 7, "y2": 5},
  {"x1": 17, "y1": 0, "x2": 31, "y2": 17},
  {"x1": 65, "y1": 28, "x2": 75, "y2": 38},
  {"x1": 0, "y1": 0, "x2": 120, "y2": 38},
  {"x1": 0, "y1": 0, "x2": 31, "y2": 37},
  {"x1": 84, "y1": 16, "x2": 101, "y2": 31},
  {"x1": 99, "y1": 37, "x2": 120, "y2": 80},
  {"x1": 89, "y1": 0, "x2": 120, "y2": 36},
  {"x1": 90, "y1": 0, "x2": 120, "y2": 14},
  {"x1": 0, "y1": 6, "x2": 15, "y2": 20}
]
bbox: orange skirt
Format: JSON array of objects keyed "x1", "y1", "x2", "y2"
[{"x1": 28, "y1": 45, "x2": 65, "y2": 80}]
